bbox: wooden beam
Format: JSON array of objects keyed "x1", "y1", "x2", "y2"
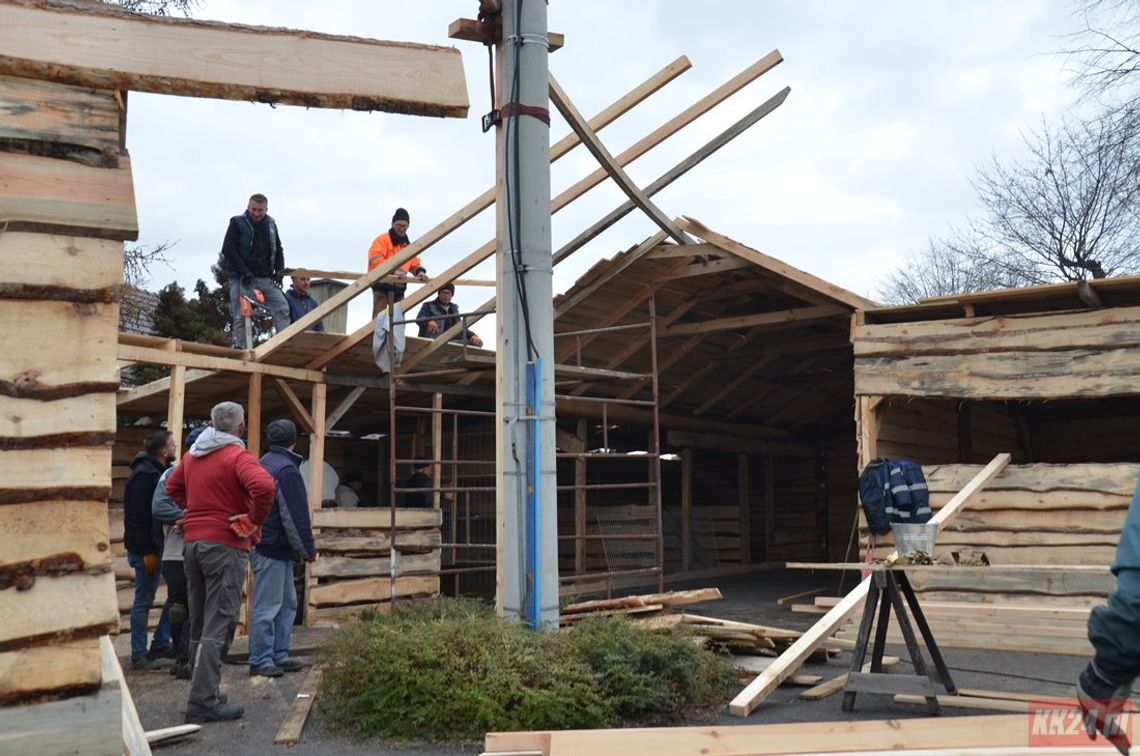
[
  {"x1": 0, "y1": 0, "x2": 468, "y2": 117},
  {"x1": 284, "y1": 269, "x2": 494, "y2": 287},
  {"x1": 447, "y1": 17, "x2": 564, "y2": 51},
  {"x1": 301, "y1": 56, "x2": 694, "y2": 370},
  {"x1": 549, "y1": 75, "x2": 691, "y2": 244},
  {"x1": 166, "y1": 364, "x2": 186, "y2": 459},
  {"x1": 246, "y1": 373, "x2": 262, "y2": 458},
  {"x1": 553, "y1": 231, "x2": 669, "y2": 319},
  {"x1": 1077, "y1": 279, "x2": 1104, "y2": 307},
  {"x1": 0, "y1": 75, "x2": 120, "y2": 163},
  {"x1": 0, "y1": 152, "x2": 136, "y2": 240},
  {"x1": 668, "y1": 256, "x2": 752, "y2": 279},
  {"x1": 692, "y1": 357, "x2": 773, "y2": 416},
  {"x1": 117, "y1": 342, "x2": 324, "y2": 383},
  {"x1": 738, "y1": 453, "x2": 751, "y2": 564},
  {"x1": 678, "y1": 216, "x2": 878, "y2": 311},
  {"x1": 574, "y1": 418, "x2": 587, "y2": 575},
  {"x1": 271, "y1": 379, "x2": 314, "y2": 434},
  {"x1": 663, "y1": 304, "x2": 846, "y2": 337},
  {"x1": 273, "y1": 666, "x2": 323, "y2": 746},
  {"x1": 325, "y1": 386, "x2": 365, "y2": 432},
  {"x1": 681, "y1": 448, "x2": 692, "y2": 572},
  {"x1": 727, "y1": 453, "x2": 1011, "y2": 716}
]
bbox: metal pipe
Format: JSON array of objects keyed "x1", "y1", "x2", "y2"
[
  {"x1": 554, "y1": 321, "x2": 652, "y2": 338},
  {"x1": 386, "y1": 292, "x2": 399, "y2": 607},
  {"x1": 554, "y1": 394, "x2": 657, "y2": 407}
]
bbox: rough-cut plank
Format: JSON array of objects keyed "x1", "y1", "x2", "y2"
[
  {"x1": 0, "y1": 300, "x2": 120, "y2": 394},
  {"x1": 100, "y1": 635, "x2": 152, "y2": 756},
  {"x1": 0, "y1": 500, "x2": 112, "y2": 571},
  {"x1": 0, "y1": 75, "x2": 120, "y2": 162},
  {"x1": 312, "y1": 508, "x2": 442, "y2": 530},
  {"x1": 729, "y1": 454, "x2": 1009, "y2": 717},
  {"x1": 308, "y1": 575, "x2": 439, "y2": 607},
  {"x1": 317, "y1": 530, "x2": 442, "y2": 553},
  {"x1": 908, "y1": 568, "x2": 1114, "y2": 597},
  {"x1": 0, "y1": 152, "x2": 137, "y2": 240},
  {"x1": 924, "y1": 462, "x2": 1140, "y2": 494},
  {"x1": 0, "y1": 393, "x2": 116, "y2": 439},
  {"x1": 855, "y1": 349, "x2": 1140, "y2": 399},
  {"x1": 0, "y1": 232, "x2": 124, "y2": 295},
  {"x1": 0, "y1": 638, "x2": 102, "y2": 702},
  {"x1": 0, "y1": 0, "x2": 468, "y2": 118},
  {"x1": 308, "y1": 550, "x2": 440, "y2": 579},
  {"x1": 483, "y1": 714, "x2": 1040, "y2": 755},
  {"x1": 0, "y1": 665, "x2": 120, "y2": 752},
  {"x1": 0, "y1": 571, "x2": 119, "y2": 649},
  {"x1": 562, "y1": 588, "x2": 721, "y2": 615},
  {"x1": 0, "y1": 447, "x2": 112, "y2": 496},
  {"x1": 145, "y1": 725, "x2": 200, "y2": 746},
  {"x1": 274, "y1": 665, "x2": 323, "y2": 745}
]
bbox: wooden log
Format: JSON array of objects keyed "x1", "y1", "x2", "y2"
[
  {"x1": 0, "y1": 638, "x2": 102, "y2": 703},
  {"x1": 0, "y1": 500, "x2": 112, "y2": 572},
  {"x1": 728, "y1": 454, "x2": 1009, "y2": 717},
  {"x1": 308, "y1": 575, "x2": 439, "y2": 607},
  {"x1": 0, "y1": 152, "x2": 136, "y2": 240},
  {"x1": 312, "y1": 508, "x2": 442, "y2": 530},
  {"x1": 0, "y1": 0, "x2": 468, "y2": 118},
  {"x1": 0, "y1": 232, "x2": 124, "y2": 295},
  {"x1": 0, "y1": 300, "x2": 120, "y2": 397},
  {"x1": 309, "y1": 550, "x2": 440, "y2": 579},
  {"x1": 0, "y1": 571, "x2": 119, "y2": 649}
]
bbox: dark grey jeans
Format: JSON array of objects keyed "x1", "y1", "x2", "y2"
[{"x1": 184, "y1": 540, "x2": 248, "y2": 714}]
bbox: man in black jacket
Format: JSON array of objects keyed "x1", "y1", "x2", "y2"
[
  {"x1": 124, "y1": 430, "x2": 176, "y2": 670},
  {"x1": 219, "y1": 193, "x2": 291, "y2": 349},
  {"x1": 415, "y1": 283, "x2": 483, "y2": 347}
]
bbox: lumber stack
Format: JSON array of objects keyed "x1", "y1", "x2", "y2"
[
  {"x1": 306, "y1": 508, "x2": 442, "y2": 627},
  {"x1": 0, "y1": 72, "x2": 130, "y2": 749},
  {"x1": 559, "y1": 587, "x2": 722, "y2": 625}
]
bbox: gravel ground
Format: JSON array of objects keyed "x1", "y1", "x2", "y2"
[{"x1": 121, "y1": 569, "x2": 1092, "y2": 755}]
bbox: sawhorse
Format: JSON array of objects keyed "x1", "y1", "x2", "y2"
[{"x1": 842, "y1": 568, "x2": 957, "y2": 714}]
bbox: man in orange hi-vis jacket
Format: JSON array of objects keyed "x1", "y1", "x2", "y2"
[{"x1": 368, "y1": 207, "x2": 428, "y2": 316}]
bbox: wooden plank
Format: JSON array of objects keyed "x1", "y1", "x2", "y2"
[
  {"x1": 893, "y1": 694, "x2": 1033, "y2": 713},
  {"x1": 0, "y1": 75, "x2": 119, "y2": 158},
  {"x1": 549, "y1": 75, "x2": 690, "y2": 244},
  {"x1": 246, "y1": 372, "x2": 261, "y2": 459},
  {"x1": 2, "y1": 300, "x2": 119, "y2": 394},
  {"x1": 317, "y1": 530, "x2": 441, "y2": 553},
  {"x1": 167, "y1": 364, "x2": 186, "y2": 459},
  {"x1": 855, "y1": 349, "x2": 1140, "y2": 400},
  {"x1": 0, "y1": 665, "x2": 120, "y2": 753},
  {"x1": 681, "y1": 448, "x2": 692, "y2": 572},
  {"x1": 776, "y1": 587, "x2": 826, "y2": 606},
  {"x1": 562, "y1": 588, "x2": 721, "y2": 614},
  {"x1": 678, "y1": 216, "x2": 876, "y2": 311},
  {"x1": 0, "y1": 639, "x2": 102, "y2": 703},
  {"x1": 0, "y1": 571, "x2": 118, "y2": 648},
  {"x1": 924, "y1": 462, "x2": 1140, "y2": 494},
  {"x1": 0, "y1": 0, "x2": 468, "y2": 117},
  {"x1": 313, "y1": 508, "x2": 442, "y2": 530},
  {"x1": 0, "y1": 151, "x2": 136, "y2": 240},
  {"x1": 0, "y1": 499, "x2": 112, "y2": 570},
  {"x1": 117, "y1": 342, "x2": 324, "y2": 383},
  {"x1": 0, "y1": 392, "x2": 115, "y2": 439},
  {"x1": 274, "y1": 665, "x2": 323, "y2": 745},
  {"x1": 662, "y1": 304, "x2": 847, "y2": 337},
  {"x1": 145, "y1": 725, "x2": 200, "y2": 746},
  {"x1": 273, "y1": 378, "x2": 315, "y2": 434},
  {"x1": 729, "y1": 454, "x2": 1008, "y2": 717},
  {"x1": 0, "y1": 447, "x2": 112, "y2": 498},
  {"x1": 308, "y1": 574, "x2": 439, "y2": 607},
  {"x1": 100, "y1": 636, "x2": 152, "y2": 756},
  {"x1": 0, "y1": 232, "x2": 123, "y2": 293},
  {"x1": 484, "y1": 714, "x2": 1040, "y2": 755},
  {"x1": 448, "y1": 16, "x2": 564, "y2": 51},
  {"x1": 308, "y1": 550, "x2": 440, "y2": 579}
]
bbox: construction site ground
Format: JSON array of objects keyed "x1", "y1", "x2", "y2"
[{"x1": 118, "y1": 570, "x2": 1086, "y2": 755}]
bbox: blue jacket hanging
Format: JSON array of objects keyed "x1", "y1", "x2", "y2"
[{"x1": 858, "y1": 458, "x2": 932, "y2": 535}]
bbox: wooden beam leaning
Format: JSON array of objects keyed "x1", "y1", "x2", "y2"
[
  {"x1": 662, "y1": 304, "x2": 846, "y2": 338},
  {"x1": 407, "y1": 79, "x2": 793, "y2": 369},
  {"x1": 678, "y1": 216, "x2": 878, "y2": 312},
  {"x1": 549, "y1": 75, "x2": 691, "y2": 244},
  {"x1": 727, "y1": 452, "x2": 1011, "y2": 717},
  {"x1": 297, "y1": 55, "x2": 693, "y2": 369},
  {"x1": 0, "y1": 0, "x2": 468, "y2": 117},
  {"x1": 272, "y1": 379, "x2": 315, "y2": 434}
]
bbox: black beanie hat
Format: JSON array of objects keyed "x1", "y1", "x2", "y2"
[
  {"x1": 393, "y1": 207, "x2": 410, "y2": 224},
  {"x1": 266, "y1": 418, "x2": 298, "y2": 447},
  {"x1": 440, "y1": 282, "x2": 455, "y2": 294}
]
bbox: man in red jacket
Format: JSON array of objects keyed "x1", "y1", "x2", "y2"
[{"x1": 167, "y1": 401, "x2": 274, "y2": 724}]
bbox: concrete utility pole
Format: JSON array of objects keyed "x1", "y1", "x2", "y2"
[{"x1": 493, "y1": 0, "x2": 559, "y2": 629}]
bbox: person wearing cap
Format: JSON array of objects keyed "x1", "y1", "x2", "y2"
[
  {"x1": 250, "y1": 419, "x2": 317, "y2": 678},
  {"x1": 367, "y1": 207, "x2": 428, "y2": 316},
  {"x1": 415, "y1": 282, "x2": 483, "y2": 347},
  {"x1": 151, "y1": 424, "x2": 208, "y2": 679},
  {"x1": 166, "y1": 401, "x2": 274, "y2": 724}
]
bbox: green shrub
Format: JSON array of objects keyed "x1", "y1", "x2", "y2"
[{"x1": 318, "y1": 598, "x2": 735, "y2": 742}]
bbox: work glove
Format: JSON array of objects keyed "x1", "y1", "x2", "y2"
[
  {"x1": 427, "y1": 320, "x2": 439, "y2": 334},
  {"x1": 228, "y1": 513, "x2": 257, "y2": 538},
  {"x1": 306, "y1": 552, "x2": 318, "y2": 563},
  {"x1": 142, "y1": 553, "x2": 159, "y2": 576},
  {"x1": 1077, "y1": 660, "x2": 1134, "y2": 755},
  {"x1": 239, "y1": 273, "x2": 253, "y2": 289}
]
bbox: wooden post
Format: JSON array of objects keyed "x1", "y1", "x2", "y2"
[
  {"x1": 763, "y1": 455, "x2": 775, "y2": 562},
  {"x1": 246, "y1": 372, "x2": 262, "y2": 458},
  {"x1": 681, "y1": 448, "x2": 692, "y2": 572},
  {"x1": 304, "y1": 382, "x2": 326, "y2": 626},
  {"x1": 432, "y1": 393, "x2": 443, "y2": 510},
  {"x1": 167, "y1": 364, "x2": 186, "y2": 459},
  {"x1": 857, "y1": 396, "x2": 882, "y2": 470},
  {"x1": 574, "y1": 418, "x2": 587, "y2": 575},
  {"x1": 738, "y1": 453, "x2": 750, "y2": 564}
]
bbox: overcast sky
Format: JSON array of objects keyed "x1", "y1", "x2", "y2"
[{"x1": 125, "y1": 1, "x2": 1081, "y2": 332}]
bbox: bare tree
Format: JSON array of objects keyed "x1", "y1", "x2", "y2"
[
  {"x1": 1070, "y1": 0, "x2": 1140, "y2": 105},
  {"x1": 876, "y1": 238, "x2": 1030, "y2": 305},
  {"x1": 108, "y1": 0, "x2": 198, "y2": 16}
]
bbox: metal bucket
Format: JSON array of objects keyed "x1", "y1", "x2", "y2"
[{"x1": 891, "y1": 522, "x2": 938, "y2": 555}]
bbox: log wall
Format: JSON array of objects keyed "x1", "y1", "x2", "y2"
[{"x1": 0, "y1": 74, "x2": 132, "y2": 742}]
